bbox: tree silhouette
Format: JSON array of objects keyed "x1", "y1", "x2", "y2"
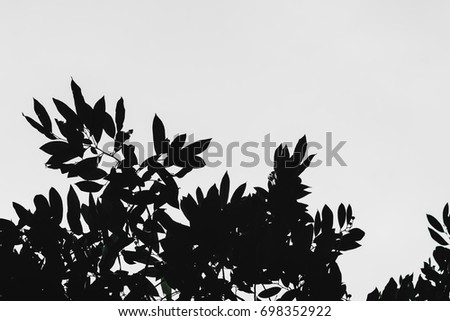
[
  {"x1": 0, "y1": 81, "x2": 364, "y2": 300},
  {"x1": 367, "y1": 204, "x2": 450, "y2": 300}
]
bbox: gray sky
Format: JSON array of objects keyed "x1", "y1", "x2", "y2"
[{"x1": 1, "y1": 0, "x2": 450, "y2": 300}]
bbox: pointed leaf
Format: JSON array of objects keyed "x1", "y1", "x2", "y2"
[
  {"x1": 428, "y1": 228, "x2": 449, "y2": 246},
  {"x1": 322, "y1": 205, "x2": 333, "y2": 231},
  {"x1": 347, "y1": 205, "x2": 353, "y2": 224},
  {"x1": 219, "y1": 172, "x2": 230, "y2": 208},
  {"x1": 171, "y1": 134, "x2": 186, "y2": 150},
  {"x1": 254, "y1": 186, "x2": 269, "y2": 200},
  {"x1": 443, "y1": 203, "x2": 450, "y2": 232},
  {"x1": 103, "y1": 111, "x2": 116, "y2": 138},
  {"x1": 71, "y1": 79, "x2": 93, "y2": 129},
  {"x1": 67, "y1": 186, "x2": 83, "y2": 235},
  {"x1": 40, "y1": 141, "x2": 70, "y2": 155},
  {"x1": 157, "y1": 168, "x2": 179, "y2": 206},
  {"x1": 367, "y1": 288, "x2": 380, "y2": 301},
  {"x1": 292, "y1": 135, "x2": 307, "y2": 166},
  {"x1": 231, "y1": 183, "x2": 246, "y2": 204},
  {"x1": 381, "y1": 278, "x2": 398, "y2": 300},
  {"x1": 258, "y1": 287, "x2": 281, "y2": 298},
  {"x1": 180, "y1": 194, "x2": 197, "y2": 221},
  {"x1": 196, "y1": 187, "x2": 204, "y2": 204},
  {"x1": 347, "y1": 228, "x2": 365, "y2": 241},
  {"x1": 12, "y1": 202, "x2": 32, "y2": 228},
  {"x1": 53, "y1": 98, "x2": 82, "y2": 129},
  {"x1": 185, "y1": 138, "x2": 211, "y2": 156},
  {"x1": 338, "y1": 204, "x2": 346, "y2": 229},
  {"x1": 279, "y1": 289, "x2": 297, "y2": 301},
  {"x1": 34, "y1": 99, "x2": 52, "y2": 132},
  {"x1": 76, "y1": 181, "x2": 104, "y2": 193},
  {"x1": 23, "y1": 113, "x2": 55, "y2": 139},
  {"x1": 49, "y1": 187, "x2": 63, "y2": 224},
  {"x1": 426, "y1": 214, "x2": 444, "y2": 233},
  {"x1": 314, "y1": 210, "x2": 321, "y2": 236},
  {"x1": 152, "y1": 114, "x2": 166, "y2": 155},
  {"x1": 115, "y1": 97, "x2": 125, "y2": 132},
  {"x1": 92, "y1": 96, "x2": 105, "y2": 142},
  {"x1": 45, "y1": 150, "x2": 79, "y2": 168},
  {"x1": 273, "y1": 145, "x2": 284, "y2": 170}
]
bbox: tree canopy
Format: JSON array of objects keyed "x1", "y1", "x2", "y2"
[{"x1": 0, "y1": 81, "x2": 448, "y2": 301}]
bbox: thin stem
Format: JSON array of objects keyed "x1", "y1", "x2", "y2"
[{"x1": 91, "y1": 145, "x2": 121, "y2": 162}]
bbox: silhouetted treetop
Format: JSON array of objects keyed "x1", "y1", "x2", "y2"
[{"x1": 1, "y1": 81, "x2": 365, "y2": 301}]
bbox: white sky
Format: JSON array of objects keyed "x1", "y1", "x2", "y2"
[{"x1": 1, "y1": 0, "x2": 450, "y2": 300}]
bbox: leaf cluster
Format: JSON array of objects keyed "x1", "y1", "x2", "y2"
[
  {"x1": 367, "y1": 204, "x2": 450, "y2": 300},
  {"x1": 1, "y1": 82, "x2": 365, "y2": 301}
]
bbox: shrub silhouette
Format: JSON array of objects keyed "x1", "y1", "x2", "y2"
[
  {"x1": 0, "y1": 81, "x2": 365, "y2": 300},
  {"x1": 367, "y1": 204, "x2": 450, "y2": 300}
]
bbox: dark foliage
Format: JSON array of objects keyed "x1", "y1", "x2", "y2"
[
  {"x1": 367, "y1": 204, "x2": 450, "y2": 300},
  {"x1": 0, "y1": 81, "x2": 364, "y2": 300}
]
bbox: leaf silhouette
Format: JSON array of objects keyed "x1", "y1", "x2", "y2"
[
  {"x1": 49, "y1": 187, "x2": 63, "y2": 224},
  {"x1": 13, "y1": 81, "x2": 373, "y2": 301},
  {"x1": 338, "y1": 204, "x2": 346, "y2": 229},
  {"x1": 79, "y1": 168, "x2": 107, "y2": 181},
  {"x1": 71, "y1": 79, "x2": 92, "y2": 129},
  {"x1": 220, "y1": 172, "x2": 230, "y2": 208},
  {"x1": 291, "y1": 135, "x2": 307, "y2": 166},
  {"x1": 279, "y1": 289, "x2": 297, "y2": 300},
  {"x1": 171, "y1": 134, "x2": 186, "y2": 150},
  {"x1": 196, "y1": 187, "x2": 204, "y2": 204},
  {"x1": 428, "y1": 228, "x2": 448, "y2": 246},
  {"x1": 322, "y1": 205, "x2": 333, "y2": 231},
  {"x1": 184, "y1": 138, "x2": 211, "y2": 156},
  {"x1": 92, "y1": 96, "x2": 105, "y2": 142},
  {"x1": 348, "y1": 228, "x2": 365, "y2": 241},
  {"x1": 230, "y1": 183, "x2": 246, "y2": 204},
  {"x1": 33, "y1": 99, "x2": 52, "y2": 133},
  {"x1": 115, "y1": 97, "x2": 125, "y2": 132},
  {"x1": 346, "y1": 205, "x2": 353, "y2": 224},
  {"x1": 258, "y1": 287, "x2": 281, "y2": 298},
  {"x1": 53, "y1": 98, "x2": 82, "y2": 129},
  {"x1": 23, "y1": 113, "x2": 55, "y2": 139},
  {"x1": 152, "y1": 114, "x2": 166, "y2": 155},
  {"x1": 426, "y1": 214, "x2": 444, "y2": 233},
  {"x1": 366, "y1": 288, "x2": 380, "y2": 301},
  {"x1": 12, "y1": 202, "x2": 32, "y2": 228},
  {"x1": 67, "y1": 186, "x2": 82, "y2": 235},
  {"x1": 76, "y1": 181, "x2": 103, "y2": 193},
  {"x1": 80, "y1": 193, "x2": 99, "y2": 231},
  {"x1": 40, "y1": 141, "x2": 70, "y2": 155},
  {"x1": 443, "y1": 203, "x2": 450, "y2": 232},
  {"x1": 103, "y1": 110, "x2": 116, "y2": 138},
  {"x1": 314, "y1": 210, "x2": 321, "y2": 236},
  {"x1": 381, "y1": 278, "x2": 398, "y2": 300}
]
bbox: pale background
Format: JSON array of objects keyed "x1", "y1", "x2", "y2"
[{"x1": 1, "y1": 0, "x2": 450, "y2": 300}]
